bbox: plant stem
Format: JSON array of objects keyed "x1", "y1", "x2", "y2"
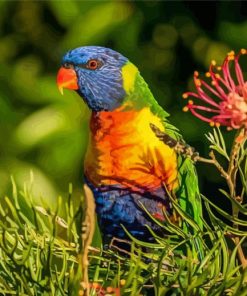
[
  {"x1": 199, "y1": 127, "x2": 247, "y2": 268},
  {"x1": 227, "y1": 128, "x2": 247, "y2": 268}
]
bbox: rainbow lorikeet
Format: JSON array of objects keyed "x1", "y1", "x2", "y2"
[{"x1": 57, "y1": 46, "x2": 202, "y2": 247}]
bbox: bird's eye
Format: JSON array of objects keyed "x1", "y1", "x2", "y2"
[
  {"x1": 86, "y1": 59, "x2": 101, "y2": 70},
  {"x1": 63, "y1": 62, "x2": 74, "y2": 69}
]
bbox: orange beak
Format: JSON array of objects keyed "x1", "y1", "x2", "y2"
[{"x1": 56, "y1": 67, "x2": 79, "y2": 95}]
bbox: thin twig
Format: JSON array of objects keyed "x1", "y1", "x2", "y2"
[
  {"x1": 197, "y1": 152, "x2": 230, "y2": 180},
  {"x1": 109, "y1": 237, "x2": 132, "y2": 257}
]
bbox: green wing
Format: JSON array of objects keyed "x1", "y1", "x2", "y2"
[
  {"x1": 131, "y1": 73, "x2": 203, "y2": 229},
  {"x1": 164, "y1": 120, "x2": 203, "y2": 230},
  {"x1": 151, "y1": 92, "x2": 204, "y2": 260}
]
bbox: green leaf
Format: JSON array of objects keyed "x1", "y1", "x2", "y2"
[
  {"x1": 205, "y1": 128, "x2": 229, "y2": 161},
  {"x1": 219, "y1": 189, "x2": 247, "y2": 215},
  {"x1": 201, "y1": 194, "x2": 247, "y2": 226}
]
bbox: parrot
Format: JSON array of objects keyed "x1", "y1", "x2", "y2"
[{"x1": 56, "y1": 46, "x2": 202, "y2": 248}]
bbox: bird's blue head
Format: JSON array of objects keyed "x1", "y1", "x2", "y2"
[{"x1": 57, "y1": 46, "x2": 138, "y2": 111}]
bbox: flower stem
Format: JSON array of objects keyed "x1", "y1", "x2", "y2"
[{"x1": 227, "y1": 128, "x2": 247, "y2": 268}]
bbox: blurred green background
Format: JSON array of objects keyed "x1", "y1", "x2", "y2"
[{"x1": 0, "y1": 0, "x2": 246, "y2": 207}]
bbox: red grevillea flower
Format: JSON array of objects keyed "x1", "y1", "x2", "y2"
[{"x1": 183, "y1": 49, "x2": 247, "y2": 130}]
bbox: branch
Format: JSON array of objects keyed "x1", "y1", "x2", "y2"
[{"x1": 150, "y1": 124, "x2": 199, "y2": 161}]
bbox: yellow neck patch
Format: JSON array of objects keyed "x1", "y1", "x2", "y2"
[{"x1": 122, "y1": 62, "x2": 138, "y2": 94}]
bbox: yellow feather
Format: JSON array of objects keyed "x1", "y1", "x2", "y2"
[{"x1": 122, "y1": 62, "x2": 138, "y2": 93}]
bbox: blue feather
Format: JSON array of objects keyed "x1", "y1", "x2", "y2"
[{"x1": 85, "y1": 177, "x2": 172, "y2": 246}]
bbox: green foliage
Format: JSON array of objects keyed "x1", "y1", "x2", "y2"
[
  {"x1": 0, "y1": 176, "x2": 83, "y2": 296},
  {"x1": 1, "y1": 141, "x2": 247, "y2": 296},
  {"x1": 206, "y1": 128, "x2": 230, "y2": 161}
]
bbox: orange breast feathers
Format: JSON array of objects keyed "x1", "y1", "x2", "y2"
[{"x1": 84, "y1": 107, "x2": 178, "y2": 192}]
